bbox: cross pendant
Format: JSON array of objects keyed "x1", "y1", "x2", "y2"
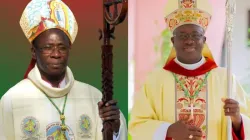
[{"x1": 186, "y1": 103, "x2": 199, "y2": 120}]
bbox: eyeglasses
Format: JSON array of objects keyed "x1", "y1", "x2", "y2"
[
  {"x1": 173, "y1": 33, "x2": 204, "y2": 41},
  {"x1": 36, "y1": 45, "x2": 69, "y2": 54}
]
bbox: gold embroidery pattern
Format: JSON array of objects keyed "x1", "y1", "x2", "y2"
[{"x1": 175, "y1": 74, "x2": 207, "y2": 140}]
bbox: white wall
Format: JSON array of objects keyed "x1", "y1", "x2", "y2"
[
  {"x1": 232, "y1": 0, "x2": 250, "y2": 87},
  {"x1": 128, "y1": 0, "x2": 135, "y2": 110}
]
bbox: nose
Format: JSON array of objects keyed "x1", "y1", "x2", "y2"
[
  {"x1": 50, "y1": 48, "x2": 61, "y2": 59},
  {"x1": 184, "y1": 38, "x2": 194, "y2": 45}
]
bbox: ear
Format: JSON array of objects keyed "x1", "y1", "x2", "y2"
[
  {"x1": 171, "y1": 37, "x2": 175, "y2": 46},
  {"x1": 31, "y1": 46, "x2": 36, "y2": 60},
  {"x1": 203, "y1": 36, "x2": 206, "y2": 43}
]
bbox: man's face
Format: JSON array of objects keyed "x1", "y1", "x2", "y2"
[
  {"x1": 32, "y1": 28, "x2": 71, "y2": 77},
  {"x1": 171, "y1": 24, "x2": 206, "y2": 64}
]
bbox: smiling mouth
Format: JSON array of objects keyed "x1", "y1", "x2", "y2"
[{"x1": 183, "y1": 47, "x2": 195, "y2": 52}]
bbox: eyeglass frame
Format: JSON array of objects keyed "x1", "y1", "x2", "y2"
[
  {"x1": 173, "y1": 32, "x2": 205, "y2": 41},
  {"x1": 34, "y1": 44, "x2": 70, "y2": 54}
]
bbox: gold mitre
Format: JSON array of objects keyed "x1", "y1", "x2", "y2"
[
  {"x1": 20, "y1": 0, "x2": 78, "y2": 44},
  {"x1": 164, "y1": 0, "x2": 216, "y2": 64},
  {"x1": 164, "y1": 0, "x2": 212, "y2": 32}
]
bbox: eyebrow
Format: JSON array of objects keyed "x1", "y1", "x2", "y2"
[{"x1": 192, "y1": 31, "x2": 203, "y2": 34}]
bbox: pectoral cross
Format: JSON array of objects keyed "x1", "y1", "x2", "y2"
[{"x1": 186, "y1": 103, "x2": 199, "y2": 120}]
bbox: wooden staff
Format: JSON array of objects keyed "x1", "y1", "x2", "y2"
[{"x1": 99, "y1": 0, "x2": 128, "y2": 140}]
